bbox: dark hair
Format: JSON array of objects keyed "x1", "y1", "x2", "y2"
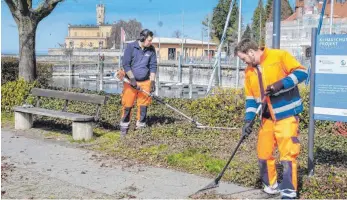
[
  {"x1": 234, "y1": 39, "x2": 259, "y2": 56},
  {"x1": 139, "y1": 29, "x2": 154, "y2": 42}
]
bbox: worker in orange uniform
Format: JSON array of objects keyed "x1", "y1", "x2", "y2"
[
  {"x1": 117, "y1": 29, "x2": 157, "y2": 136},
  {"x1": 234, "y1": 39, "x2": 308, "y2": 199}
]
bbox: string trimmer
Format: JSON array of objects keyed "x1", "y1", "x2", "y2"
[{"x1": 122, "y1": 78, "x2": 239, "y2": 131}]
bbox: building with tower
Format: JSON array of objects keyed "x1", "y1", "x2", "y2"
[
  {"x1": 64, "y1": 4, "x2": 112, "y2": 49},
  {"x1": 97, "y1": 4, "x2": 105, "y2": 25}
]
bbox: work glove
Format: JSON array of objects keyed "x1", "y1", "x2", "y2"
[
  {"x1": 242, "y1": 122, "x2": 253, "y2": 138},
  {"x1": 150, "y1": 80, "x2": 156, "y2": 93},
  {"x1": 116, "y1": 69, "x2": 125, "y2": 80},
  {"x1": 265, "y1": 80, "x2": 284, "y2": 96},
  {"x1": 130, "y1": 78, "x2": 139, "y2": 89}
]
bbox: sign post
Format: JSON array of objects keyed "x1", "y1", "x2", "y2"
[{"x1": 308, "y1": 28, "x2": 317, "y2": 176}]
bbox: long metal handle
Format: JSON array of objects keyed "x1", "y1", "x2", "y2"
[
  {"x1": 214, "y1": 97, "x2": 266, "y2": 182},
  {"x1": 122, "y1": 78, "x2": 201, "y2": 125}
]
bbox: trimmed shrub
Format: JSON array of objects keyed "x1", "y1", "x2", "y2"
[{"x1": 1, "y1": 78, "x2": 38, "y2": 112}]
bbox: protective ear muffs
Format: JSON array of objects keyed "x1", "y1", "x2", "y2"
[{"x1": 140, "y1": 29, "x2": 150, "y2": 42}]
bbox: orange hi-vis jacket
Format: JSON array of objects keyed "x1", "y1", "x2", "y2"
[{"x1": 244, "y1": 48, "x2": 308, "y2": 122}]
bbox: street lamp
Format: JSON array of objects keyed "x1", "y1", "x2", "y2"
[
  {"x1": 98, "y1": 41, "x2": 103, "y2": 91},
  {"x1": 68, "y1": 41, "x2": 74, "y2": 89},
  {"x1": 156, "y1": 12, "x2": 163, "y2": 96},
  {"x1": 158, "y1": 12, "x2": 163, "y2": 62}
]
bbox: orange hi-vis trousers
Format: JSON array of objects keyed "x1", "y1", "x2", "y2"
[
  {"x1": 120, "y1": 80, "x2": 152, "y2": 129},
  {"x1": 257, "y1": 116, "x2": 300, "y2": 198}
]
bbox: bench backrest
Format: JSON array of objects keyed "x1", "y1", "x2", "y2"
[
  {"x1": 31, "y1": 88, "x2": 107, "y2": 121},
  {"x1": 31, "y1": 88, "x2": 106, "y2": 105}
]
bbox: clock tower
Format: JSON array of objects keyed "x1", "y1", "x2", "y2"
[{"x1": 96, "y1": 4, "x2": 105, "y2": 25}]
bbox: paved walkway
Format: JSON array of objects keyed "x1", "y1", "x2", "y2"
[{"x1": 1, "y1": 129, "x2": 270, "y2": 199}]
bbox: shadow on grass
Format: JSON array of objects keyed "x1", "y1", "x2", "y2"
[
  {"x1": 315, "y1": 147, "x2": 347, "y2": 168},
  {"x1": 147, "y1": 115, "x2": 177, "y2": 126}
]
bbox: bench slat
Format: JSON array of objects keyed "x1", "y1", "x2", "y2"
[
  {"x1": 31, "y1": 88, "x2": 106, "y2": 105},
  {"x1": 14, "y1": 106, "x2": 94, "y2": 122}
]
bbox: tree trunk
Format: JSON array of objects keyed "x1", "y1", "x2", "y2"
[{"x1": 18, "y1": 17, "x2": 37, "y2": 82}]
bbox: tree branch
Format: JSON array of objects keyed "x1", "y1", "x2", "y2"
[
  {"x1": 4, "y1": 0, "x2": 17, "y2": 13},
  {"x1": 4, "y1": 0, "x2": 20, "y2": 23},
  {"x1": 16, "y1": 0, "x2": 31, "y2": 15},
  {"x1": 33, "y1": 0, "x2": 63, "y2": 22}
]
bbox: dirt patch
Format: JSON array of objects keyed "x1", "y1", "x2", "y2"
[{"x1": 1, "y1": 156, "x2": 15, "y2": 182}]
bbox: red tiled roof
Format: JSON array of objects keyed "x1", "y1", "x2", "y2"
[
  {"x1": 286, "y1": 0, "x2": 347, "y2": 21},
  {"x1": 284, "y1": 12, "x2": 298, "y2": 21},
  {"x1": 318, "y1": 1, "x2": 347, "y2": 18}
]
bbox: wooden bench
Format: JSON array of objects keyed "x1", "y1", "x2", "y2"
[{"x1": 14, "y1": 88, "x2": 107, "y2": 140}]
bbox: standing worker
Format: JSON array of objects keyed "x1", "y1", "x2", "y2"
[
  {"x1": 117, "y1": 29, "x2": 157, "y2": 136},
  {"x1": 234, "y1": 39, "x2": 308, "y2": 199}
]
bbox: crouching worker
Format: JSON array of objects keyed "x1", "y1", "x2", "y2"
[
  {"x1": 234, "y1": 39, "x2": 308, "y2": 199},
  {"x1": 117, "y1": 29, "x2": 157, "y2": 136}
]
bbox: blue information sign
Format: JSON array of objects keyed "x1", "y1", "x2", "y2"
[{"x1": 314, "y1": 34, "x2": 347, "y2": 122}]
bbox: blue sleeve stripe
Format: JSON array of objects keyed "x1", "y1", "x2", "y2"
[
  {"x1": 282, "y1": 76, "x2": 295, "y2": 89},
  {"x1": 245, "y1": 112, "x2": 256, "y2": 122},
  {"x1": 282, "y1": 69, "x2": 308, "y2": 89},
  {"x1": 246, "y1": 99, "x2": 257, "y2": 108},
  {"x1": 292, "y1": 70, "x2": 308, "y2": 83}
]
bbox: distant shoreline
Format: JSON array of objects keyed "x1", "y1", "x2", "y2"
[{"x1": 1, "y1": 51, "x2": 48, "y2": 56}]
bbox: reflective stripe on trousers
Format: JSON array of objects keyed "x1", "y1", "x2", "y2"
[
  {"x1": 257, "y1": 116, "x2": 300, "y2": 198},
  {"x1": 120, "y1": 80, "x2": 152, "y2": 128}
]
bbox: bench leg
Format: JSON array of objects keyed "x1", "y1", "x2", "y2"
[
  {"x1": 15, "y1": 112, "x2": 33, "y2": 130},
  {"x1": 72, "y1": 122, "x2": 93, "y2": 140}
]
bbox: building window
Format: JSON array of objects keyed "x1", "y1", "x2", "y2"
[
  {"x1": 74, "y1": 32, "x2": 77, "y2": 36},
  {"x1": 102, "y1": 32, "x2": 104, "y2": 37},
  {"x1": 106, "y1": 32, "x2": 109, "y2": 37},
  {"x1": 97, "y1": 32, "x2": 100, "y2": 37},
  {"x1": 168, "y1": 48, "x2": 176, "y2": 60}
]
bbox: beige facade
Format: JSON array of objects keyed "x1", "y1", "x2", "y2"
[
  {"x1": 133, "y1": 38, "x2": 217, "y2": 61},
  {"x1": 65, "y1": 25, "x2": 112, "y2": 49},
  {"x1": 64, "y1": 4, "x2": 112, "y2": 49}
]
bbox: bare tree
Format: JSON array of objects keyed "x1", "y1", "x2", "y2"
[
  {"x1": 4, "y1": 0, "x2": 64, "y2": 82},
  {"x1": 172, "y1": 30, "x2": 182, "y2": 38},
  {"x1": 108, "y1": 19, "x2": 142, "y2": 49},
  {"x1": 126, "y1": 19, "x2": 143, "y2": 40}
]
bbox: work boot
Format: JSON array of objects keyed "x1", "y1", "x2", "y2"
[
  {"x1": 136, "y1": 121, "x2": 147, "y2": 130},
  {"x1": 280, "y1": 189, "x2": 297, "y2": 199},
  {"x1": 263, "y1": 182, "x2": 280, "y2": 195},
  {"x1": 120, "y1": 127, "x2": 128, "y2": 137}
]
